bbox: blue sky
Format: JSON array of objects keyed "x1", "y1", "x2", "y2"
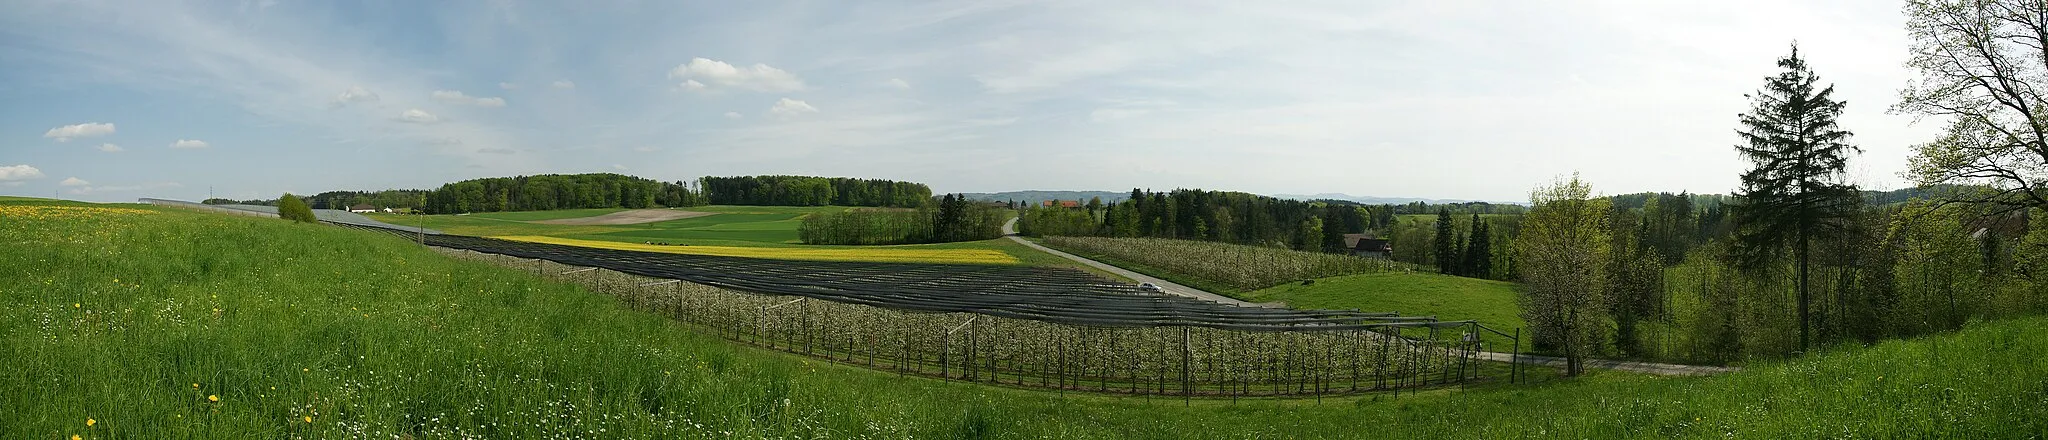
[{"x1": 1, "y1": 0, "x2": 1936, "y2": 203}]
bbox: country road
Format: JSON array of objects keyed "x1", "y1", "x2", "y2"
[
  {"x1": 1001, "y1": 217, "x2": 1273, "y2": 307},
  {"x1": 1000, "y1": 217, "x2": 1741, "y2": 376}
]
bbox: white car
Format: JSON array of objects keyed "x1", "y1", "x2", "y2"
[{"x1": 1137, "y1": 282, "x2": 1164, "y2": 293}]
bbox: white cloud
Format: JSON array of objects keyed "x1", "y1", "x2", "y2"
[
  {"x1": 551, "y1": 80, "x2": 576, "y2": 89},
  {"x1": 0, "y1": 164, "x2": 45, "y2": 181},
  {"x1": 60, "y1": 177, "x2": 89, "y2": 186},
  {"x1": 43, "y1": 122, "x2": 115, "y2": 142},
  {"x1": 169, "y1": 139, "x2": 209, "y2": 149},
  {"x1": 887, "y1": 78, "x2": 911, "y2": 89},
  {"x1": 668, "y1": 57, "x2": 805, "y2": 92},
  {"x1": 724, "y1": 111, "x2": 744, "y2": 119},
  {"x1": 432, "y1": 90, "x2": 507, "y2": 107},
  {"x1": 611, "y1": 164, "x2": 629, "y2": 170},
  {"x1": 499, "y1": 82, "x2": 517, "y2": 90},
  {"x1": 396, "y1": 109, "x2": 440, "y2": 123},
  {"x1": 332, "y1": 86, "x2": 378, "y2": 106},
  {"x1": 679, "y1": 79, "x2": 706, "y2": 92},
  {"x1": 769, "y1": 98, "x2": 818, "y2": 117},
  {"x1": 97, "y1": 143, "x2": 124, "y2": 152}
]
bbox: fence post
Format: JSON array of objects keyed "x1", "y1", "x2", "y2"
[{"x1": 1512, "y1": 328, "x2": 1521, "y2": 384}]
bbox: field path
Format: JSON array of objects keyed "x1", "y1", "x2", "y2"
[
  {"x1": 535, "y1": 209, "x2": 714, "y2": 225},
  {"x1": 1001, "y1": 218, "x2": 1741, "y2": 376},
  {"x1": 1469, "y1": 351, "x2": 1740, "y2": 376},
  {"x1": 1002, "y1": 218, "x2": 1276, "y2": 307}
]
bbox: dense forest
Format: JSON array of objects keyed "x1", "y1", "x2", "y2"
[
  {"x1": 1017, "y1": 188, "x2": 1389, "y2": 252},
  {"x1": 700, "y1": 176, "x2": 931, "y2": 208},
  {"x1": 420, "y1": 173, "x2": 697, "y2": 214},
  {"x1": 305, "y1": 190, "x2": 430, "y2": 211},
  {"x1": 341, "y1": 174, "x2": 935, "y2": 214}
]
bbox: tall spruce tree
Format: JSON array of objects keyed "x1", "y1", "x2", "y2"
[
  {"x1": 1466, "y1": 214, "x2": 1491, "y2": 279},
  {"x1": 1730, "y1": 44, "x2": 1862, "y2": 351},
  {"x1": 1434, "y1": 209, "x2": 1456, "y2": 274}
]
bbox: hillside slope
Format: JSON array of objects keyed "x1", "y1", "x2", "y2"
[
  {"x1": 2, "y1": 196, "x2": 2044, "y2": 438},
  {"x1": 1246, "y1": 271, "x2": 1526, "y2": 343}
]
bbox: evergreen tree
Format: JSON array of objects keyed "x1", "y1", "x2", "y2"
[
  {"x1": 1466, "y1": 214, "x2": 1492, "y2": 278},
  {"x1": 1434, "y1": 209, "x2": 1456, "y2": 274},
  {"x1": 1730, "y1": 44, "x2": 1862, "y2": 351}
]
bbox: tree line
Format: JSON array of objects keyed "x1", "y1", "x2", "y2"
[
  {"x1": 1018, "y1": 189, "x2": 1390, "y2": 252},
  {"x1": 401, "y1": 174, "x2": 932, "y2": 214},
  {"x1": 798, "y1": 194, "x2": 1004, "y2": 245},
  {"x1": 421, "y1": 173, "x2": 686, "y2": 214},
  {"x1": 700, "y1": 176, "x2": 931, "y2": 208}
]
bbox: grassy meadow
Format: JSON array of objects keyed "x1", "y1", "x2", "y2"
[
  {"x1": 3, "y1": 197, "x2": 2048, "y2": 438},
  {"x1": 1247, "y1": 272, "x2": 1528, "y2": 349}
]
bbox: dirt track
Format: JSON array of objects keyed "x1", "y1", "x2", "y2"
[{"x1": 534, "y1": 209, "x2": 715, "y2": 225}]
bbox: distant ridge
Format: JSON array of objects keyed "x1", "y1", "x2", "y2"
[
  {"x1": 1272, "y1": 193, "x2": 1524, "y2": 205},
  {"x1": 962, "y1": 190, "x2": 1525, "y2": 206}
]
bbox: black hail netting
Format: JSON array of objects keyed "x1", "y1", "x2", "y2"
[{"x1": 417, "y1": 234, "x2": 1460, "y2": 331}]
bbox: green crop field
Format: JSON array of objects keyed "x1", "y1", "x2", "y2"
[
  {"x1": 468, "y1": 208, "x2": 631, "y2": 221},
  {"x1": 4, "y1": 197, "x2": 2045, "y2": 438},
  {"x1": 1246, "y1": 272, "x2": 1528, "y2": 349}
]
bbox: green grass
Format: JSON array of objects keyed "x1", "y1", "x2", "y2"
[
  {"x1": 4, "y1": 197, "x2": 2048, "y2": 438},
  {"x1": 1246, "y1": 272, "x2": 1527, "y2": 348},
  {"x1": 468, "y1": 208, "x2": 630, "y2": 221}
]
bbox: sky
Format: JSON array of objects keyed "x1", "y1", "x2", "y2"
[{"x1": 0, "y1": 0, "x2": 1942, "y2": 203}]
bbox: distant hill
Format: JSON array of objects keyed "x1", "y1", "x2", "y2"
[
  {"x1": 960, "y1": 190, "x2": 1131, "y2": 206},
  {"x1": 1272, "y1": 193, "x2": 1524, "y2": 206}
]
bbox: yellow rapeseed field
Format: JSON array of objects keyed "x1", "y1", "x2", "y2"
[
  {"x1": 0, "y1": 205, "x2": 157, "y2": 220},
  {"x1": 490, "y1": 235, "x2": 1020, "y2": 264}
]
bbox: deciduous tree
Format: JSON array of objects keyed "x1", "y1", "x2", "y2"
[
  {"x1": 278, "y1": 193, "x2": 317, "y2": 223},
  {"x1": 1517, "y1": 174, "x2": 1611, "y2": 376},
  {"x1": 1899, "y1": 0, "x2": 2048, "y2": 213}
]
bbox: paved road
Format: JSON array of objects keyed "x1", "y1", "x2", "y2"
[
  {"x1": 1002, "y1": 218, "x2": 1277, "y2": 307},
  {"x1": 1001, "y1": 217, "x2": 1741, "y2": 376}
]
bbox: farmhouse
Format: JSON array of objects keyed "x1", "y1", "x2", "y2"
[
  {"x1": 1342, "y1": 233, "x2": 1392, "y2": 258},
  {"x1": 347, "y1": 204, "x2": 382, "y2": 213}
]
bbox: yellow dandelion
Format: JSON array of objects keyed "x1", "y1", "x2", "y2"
[
  {"x1": 74, "y1": 303, "x2": 80, "y2": 308},
  {"x1": 192, "y1": 383, "x2": 199, "y2": 389},
  {"x1": 72, "y1": 435, "x2": 81, "y2": 440},
  {"x1": 113, "y1": 278, "x2": 118, "y2": 283},
  {"x1": 86, "y1": 418, "x2": 95, "y2": 427},
  {"x1": 304, "y1": 416, "x2": 312, "y2": 423},
  {"x1": 302, "y1": 368, "x2": 308, "y2": 372},
  {"x1": 207, "y1": 394, "x2": 219, "y2": 402}
]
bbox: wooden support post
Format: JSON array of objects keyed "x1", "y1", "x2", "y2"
[
  {"x1": 1181, "y1": 327, "x2": 1192, "y2": 405},
  {"x1": 1512, "y1": 328, "x2": 1521, "y2": 384}
]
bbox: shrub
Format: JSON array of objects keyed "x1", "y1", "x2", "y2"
[{"x1": 277, "y1": 193, "x2": 317, "y2": 223}]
